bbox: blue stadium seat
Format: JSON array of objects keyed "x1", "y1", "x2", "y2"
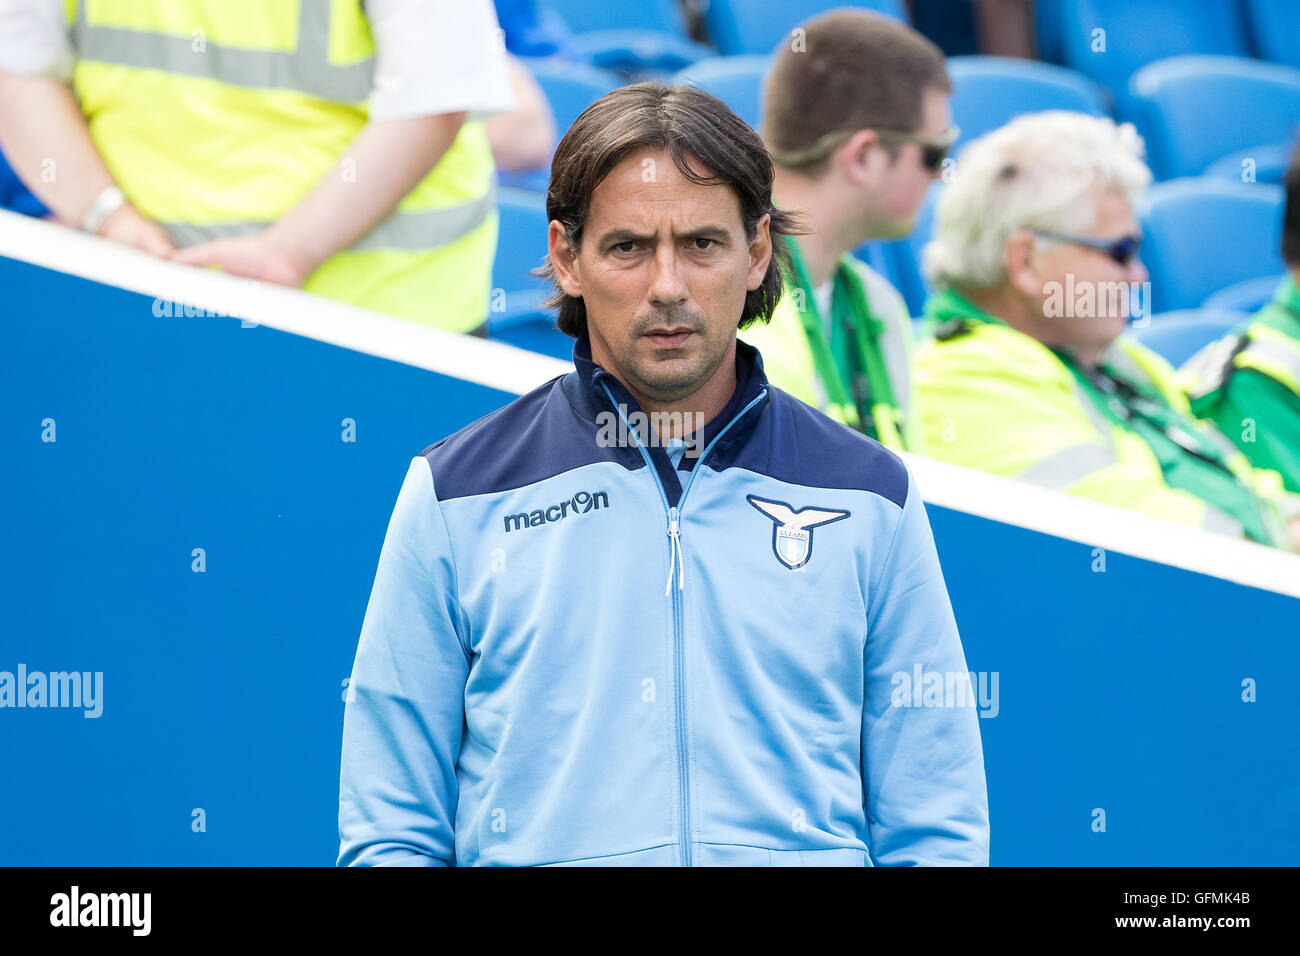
[
  {"x1": 947, "y1": 56, "x2": 1108, "y2": 150},
  {"x1": 880, "y1": 181, "x2": 945, "y2": 319},
  {"x1": 500, "y1": 61, "x2": 619, "y2": 195},
  {"x1": 671, "y1": 55, "x2": 771, "y2": 130},
  {"x1": 1055, "y1": 0, "x2": 1249, "y2": 103},
  {"x1": 567, "y1": 30, "x2": 712, "y2": 76},
  {"x1": 1128, "y1": 55, "x2": 1300, "y2": 180},
  {"x1": 496, "y1": 168, "x2": 551, "y2": 194},
  {"x1": 1034, "y1": 0, "x2": 1066, "y2": 64},
  {"x1": 522, "y1": 58, "x2": 621, "y2": 137},
  {"x1": 489, "y1": 188, "x2": 571, "y2": 358},
  {"x1": 542, "y1": 0, "x2": 711, "y2": 75},
  {"x1": 497, "y1": 0, "x2": 577, "y2": 58},
  {"x1": 1201, "y1": 274, "x2": 1285, "y2": 313},
  {"x1": 487, "y1": 310, "x2": 574, "y2": 360},
  {"x1": 1136, "y1": 178, "x2": 1285, "y2": 313},
  {"x1": 1202, "y1": 143, "x2": 1295, "y2": 185},
  {"x1": 702, "y1": 0, "x2": 906, "y2": 56},
  {"x1": 1, "y1": 148, "x2": 46, "y2": 217},
  {"x1": 492, "y1": 188, "x2": 551, "y2": 318},
  {"x1": 1243, "y1": 0, "x2": 1300, "y2": 71},
  {"x1": 1129, "y1": 308, "x2": 1247, "y2": 367},
  {"x1": 539, "y1": 0, "x2": 684, "y2": 34}
]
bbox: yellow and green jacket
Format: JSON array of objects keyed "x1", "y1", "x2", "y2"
[
  {"x1": 1183, "y1": 274, "x2": 1300, "y2": 495},
  {"x1": 915, "y1": 287, "x2": 1298, "y2": 549},
  {"x1": 741, "y1": 242, "x2": 920, "y2": 451},
  {"x1": 65, "y1": 0, "x2": 498, "y2": 331}
]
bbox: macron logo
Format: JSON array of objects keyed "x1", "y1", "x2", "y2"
[{"x1": 504, "y1": 490, "x2": 610, "y2": 533}]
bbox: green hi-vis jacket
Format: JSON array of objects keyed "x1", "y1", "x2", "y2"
[
  {"x1": 914, "y1": 288, "x2": 1299, "y2": 550},
  {"x1": 1183, "y1": 274, "x2": 1300, "y2": 495}
]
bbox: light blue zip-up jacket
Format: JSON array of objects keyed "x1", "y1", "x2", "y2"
[{"x1": 337, "y1": 332, "x2": 989, "y2": 866}]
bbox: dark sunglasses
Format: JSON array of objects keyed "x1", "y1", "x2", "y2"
[
  {"x1": 1031, "y1": 229, "x2": 1144, "y2": 266},
  {"x1": 875, "y1": 125, "x2": 960, "y2": 172}
]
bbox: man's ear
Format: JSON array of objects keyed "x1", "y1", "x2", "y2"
[
  {"x1": 747, "y1": 213, "x2": 772, "y2": 290},
  {"x1": 1004, "y1": 228, "x2": 1041, "y2": 298},
  {"x1": 842, "y1": 129, "x2": 880, "y2": 186},
  {"x1": 547, "y1": 220, "x2": 582, "y2": 298}
]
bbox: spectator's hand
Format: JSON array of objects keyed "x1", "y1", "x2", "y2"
[
  {"x1": 169, "y1": 233, "x2": 313, "y2": 287},
  {"x1": 98, "y1": 203, "x2": 176, "y2": 257}
]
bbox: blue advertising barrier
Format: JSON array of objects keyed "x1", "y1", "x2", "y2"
[{"x1": 3, "y1": 215, "x2": 1298, "y2": 865}]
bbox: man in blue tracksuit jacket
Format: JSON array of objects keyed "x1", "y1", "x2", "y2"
[{"x1": 338, "y1": 82, "x2": 989, "y2": 867}]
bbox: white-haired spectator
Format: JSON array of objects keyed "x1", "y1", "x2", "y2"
[
  {"x1": 913, "y1": 110, "x2": 1300, "y2": 550},
  {"x1": 923, "y1": 111, "x2": 1149, "y2": 294}
]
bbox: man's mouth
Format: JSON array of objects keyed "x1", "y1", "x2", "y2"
[{"x1": 644, "y1": 328, "x2": 695, "y2": 348}]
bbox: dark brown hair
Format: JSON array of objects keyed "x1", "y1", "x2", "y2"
[
  {"x1": 763, "y1": 9, "x2": 951, "y2": 178},
  {"x1": 536, "y1": 82, "x2": 803, "y2": 338}
]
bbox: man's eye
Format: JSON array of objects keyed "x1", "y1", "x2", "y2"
[
  {"x1": 691, "y1": 238, "x2": 716, "y2": 251},
  {"x1": 612, "y1": 241, "x2": 637, "y2": 254}
]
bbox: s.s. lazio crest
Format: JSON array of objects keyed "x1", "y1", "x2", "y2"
[{"x1": 746, "y1": 496, "x2": 850, "y2": 570}]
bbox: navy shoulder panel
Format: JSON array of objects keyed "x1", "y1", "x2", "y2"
[
  {"x1": 714, "y1": 387, "x2": 909, "y2": 508},
  {"x1": 420, "y1": 373, "x2": 644, "y2": 501}
]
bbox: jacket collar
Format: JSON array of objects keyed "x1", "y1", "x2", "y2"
[
  {"x1": 924, "y1": 286, "x2": 1011, "y2": 330},
  {"x1": 926, "y1": 285, "x2": 1129, "y2": 375},
  {"x1": 564, "y1": 327, "x2": 770, "y2": 470}
]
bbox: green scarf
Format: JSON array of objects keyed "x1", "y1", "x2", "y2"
[{"x1": 784, "y1": 236, "x2": 899, "y2": 443}]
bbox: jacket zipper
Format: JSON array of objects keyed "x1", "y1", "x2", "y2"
[
  {"x1": 667, "y1": 504, "x2": 689, "y2": 866},
  {"x1": 598, "y1": 381, "x2": 768, "y2": 866}
]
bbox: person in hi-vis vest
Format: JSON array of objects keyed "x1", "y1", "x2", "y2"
[
  {"x1": 740, "y1": 9, "x2": 957, "y2": 451},
  {"x1": 0, "y1": 0, "x2": 514, "y2": 332},
  {"x1": 1183, "y1": 145, "x2": 1300, "y2": 495}
]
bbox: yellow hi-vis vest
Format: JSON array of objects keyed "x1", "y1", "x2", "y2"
[
  {"x1": 740, "y1": 255, "x2": 919, "y2": 452},
  {"x1": 915, "y1": 297, "x2": 1296, "y2": 546},
  {"x1": 65, "y1": 0, "x2": 498, "y2": 332}
]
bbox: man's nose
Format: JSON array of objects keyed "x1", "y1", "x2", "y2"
[{"x1": 648, "y1": 244, "x2": 688, "y2": 307}]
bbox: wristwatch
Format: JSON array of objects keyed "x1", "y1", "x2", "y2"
[{"x1": 81, "y1": 185, "x2": 127, "y2": 235}]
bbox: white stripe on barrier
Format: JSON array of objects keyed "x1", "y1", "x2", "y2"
[
  {"x1": 5, "y1": 210, "x2": 1298, "y2": 598},
  {"x1": 0, "y1": 209, "x2": 573, "y2": 395},
  {"x1": 904, "y1": 452, "x2": 1300, "y2": 600}
]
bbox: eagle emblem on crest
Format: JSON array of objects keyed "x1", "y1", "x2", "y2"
[{"x1": 746, "y1": 496, "x2": 850, "y2": 570}]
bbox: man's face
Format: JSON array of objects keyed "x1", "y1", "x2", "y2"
[
  {"x1": 1029, "y1": 187, "x2": 1149, "y2": 351},
  {"x1": 868, "y1": 86, "x2": 952, "y2": 238},
  {"x1": 548, "y1": 147, "x2": 772, "y2": 407}
]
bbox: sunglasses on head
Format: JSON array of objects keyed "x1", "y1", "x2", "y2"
[
  {"x1": 875, "y1": 125, "x2": 960, "y2": 172},
  {"x1": 1031, "y1": 229, "x2": 1144, "y2": 266}
]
